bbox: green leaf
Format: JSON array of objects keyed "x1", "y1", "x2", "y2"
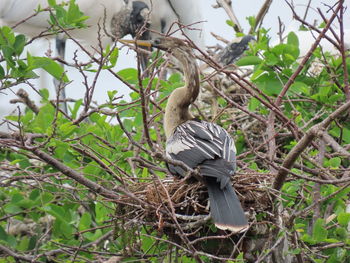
[
  {"x1": 48, "y1": 0, "x2": 57, "y2": 6},
  {"x1": 337, "y1": 212, "x2": 350, "y2": 227},
  {"x1": 39, "y1": 88, "x2": 50, "y2": 101},
  {"x1": 264, "y1": 52, "x2": 279, "y2": 66},
  {"x1": 59, "y1": 122, "x2": 77, "y2": 137},
  {"x1": 247, "y1": 16, "x2": 256, "y2": 28},
  {"x1": 13, "y1": 34, "x2": 26, "y2": 55},
  {"x1": 2, "y1": 45, "x2": 15, "y2": 59},
  {"x1": 290, "y1": 81, "x2": 309, "y2": 95},
  {"x1": 328, "y1": 157, "x2": 341, "y2": 168},
  {"x1": 107, "y1": 90, "x2": 118, "y2": 101},
  {"x1": 33, "y1": 104, "x2": 55, "y2": 132},
  {"x1": 312, "y1": 218, "x2": 328, "y2": 243},
  {"x1": 226, "y1": 20, "x2": 235, "y2": 28},
  {"x1": 79, "y1": 213, "x2": 92, "y2": 231},
  {"x1": 4, "y1": 203, "x2": 22, "y2": 214},
  {"x1": 43, "y1": 204, "x2": 68, "y2": 222},
  {"x1": 141, "y1": 233, "x2": 155, "y2": 253},
  {"x1": 248, "y1": 97, "x2": 260, "y2": 111},
  {"x1": 287, "y1": 32, "x2": 299, "y2": 47},
  {"x1": 28, "y1": 56, "x2": 69, "y2": 82},
  {"x1": 109, "y1": 48, "x2": 119, "y2": 66},
  {"x1": 342, "y1": 128, "x2": 350, "y2": 144},
  {"x1": 117, "y1": 68, "x2": 138, "y2": 84},
  {"x1": 0, "y1": 226, "x2": 8, "y2": 242},
  {"x1": 17, "y1": 236, "x2": 29, "y2": 252},
  {"x1": 236, "y1": 56, "x2": 262, "y2": 66},
  {"x1": 53, "y1": 219, "x2": 73, "y2": 238},
  {"x1": 0, "y1": 26, "x2": 15, "y2": 45},
  {"x1": 0, "y1": 65, "x2": 4, "y2": 79},
  {"x1": 70, "y1": 98, "x2": 83, "y2": 118}
]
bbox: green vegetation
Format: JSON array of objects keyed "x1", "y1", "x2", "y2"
[{"x1": 0, "y1": 1, "x2": 349, "y2": 262}]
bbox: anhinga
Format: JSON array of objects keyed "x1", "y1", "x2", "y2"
[{"x1": 132, "y1": 37, "x2": 249, "y2": 232}]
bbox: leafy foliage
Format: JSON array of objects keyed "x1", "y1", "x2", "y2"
[{"x1": 0, "y1": 1, "x2": 349, "y2": 262}]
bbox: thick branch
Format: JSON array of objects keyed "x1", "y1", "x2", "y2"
[
  {"x1": 0, "y1": 244, "x2": 35, "y2": 262},
  {"x1": 273, "y1": 99, "x2": 350, "y2": 191}
]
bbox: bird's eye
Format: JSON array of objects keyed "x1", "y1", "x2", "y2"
[{"x1": 154, "y1": 39, "x2": 161, "y2": 45}]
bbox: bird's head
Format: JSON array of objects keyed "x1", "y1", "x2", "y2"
[{"x1": 129, "y1": 1, "x2": 150, "y2": 40}]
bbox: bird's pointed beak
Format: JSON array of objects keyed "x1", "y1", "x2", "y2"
[
  {"x1": 119, "y1": 39, "x2": 152, "y2": 70},
  {"x1": 119, "y1": 39, "x2": 152, "y2": 48}
]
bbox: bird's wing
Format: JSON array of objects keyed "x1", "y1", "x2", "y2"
[{"x1": 166, "y1": 120, "x2": 236, "y2": 184}]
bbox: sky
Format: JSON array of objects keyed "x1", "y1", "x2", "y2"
[{"x1": 1, "y1": 0, "x2": 349, "y2": 130}]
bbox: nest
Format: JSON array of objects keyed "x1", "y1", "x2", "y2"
[{"x1": 113, "y1": 171, "x2": 273, "y2": 244}]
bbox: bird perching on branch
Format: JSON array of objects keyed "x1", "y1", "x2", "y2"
[{"x1": 128, "y1": 37, "x2": 249, "y2": 232}]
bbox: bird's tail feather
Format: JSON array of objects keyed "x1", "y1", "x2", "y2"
[{"x1": 205, "y1": 177, "x2": 248, "y2": 232}]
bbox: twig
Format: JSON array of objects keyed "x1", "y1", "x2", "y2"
[
  {"x1": 255, "y1": 235, "x2": 285, "y2": 263},
  {"x1": 338, "y1": 1, "x2": 350, "y2": 101}
]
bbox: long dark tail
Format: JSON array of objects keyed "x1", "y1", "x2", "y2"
[{"x1": 205, "y1": 177, "x2": 248, "y2": 232}]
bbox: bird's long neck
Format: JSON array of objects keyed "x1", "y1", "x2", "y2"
[{"x1": 164, "y1": 49, "x2": 200, "y2": 138}]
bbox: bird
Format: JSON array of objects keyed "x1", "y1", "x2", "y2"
[
  {"x1": 131, "y1": 37, "x2": 249, "y2": 232},
  {"x1": 1, "y1": 0, "x2": 151, "y2": 112},
  {"x1": 0, "y1": 0, "x2": 150, "y2": 48},
  {"x1": 0, "y1": 0, "x2": 203, "y2": 114},
  {"x1": 139, "y1": 0, "x2": 203, "y2": 47},
  {"x1": 217, "y1": 35, "x2": 255, "y2": 66}
]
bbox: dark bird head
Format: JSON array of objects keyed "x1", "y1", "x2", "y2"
[
  {"x1": 129, "y1": 1, "x2": 150, "y2": 40},
  {"x1": 218, "y1": 35, "x2": 255, "y2": 65},
  {"x1": 111, "y1": 1, "x2": 150, "y2": 40}
]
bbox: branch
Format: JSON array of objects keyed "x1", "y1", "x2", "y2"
[
  {"x1": 249, "y1": 0, "x2": 273, "y2": 34},
  {"x1": 0, "y1": 244, "x2": 36, "y2": 262},
  {"x1": 322, "y1": 132, "x2": 350, "y2": 158},
  {"x1": 10, "y1": 88, "x2": 40, "y2": 114},
  {"x1": 273, "y1": 99, "x2": 350, "y2": 191},
  {"x1": 215, "y1": 0, "x2": 242, "y2": 33}
]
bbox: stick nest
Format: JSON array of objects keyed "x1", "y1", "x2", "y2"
[{"x1": 115, "y1": 171, "x2": 273, "y2": 235}]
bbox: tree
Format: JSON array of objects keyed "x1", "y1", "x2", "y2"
[{"x1": 0, "y1": 0, "x2": 349, "y2": 262}]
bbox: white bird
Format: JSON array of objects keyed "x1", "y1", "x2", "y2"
[
  {"x1": 140, "y1": 0, "x2": 204, "y2": 47},
  {"x1": 0, "y1": 0, "x2": 204, "y2": 55},
  {"x1": 1, "y1": 0, "x2": 152, "y2": 112},
  {"x1": 0, "y1": 0, "x2": 204, "y2": 114},
  {"x1": 0, "y1": 0, "x2": 150, "y2": 48}
]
